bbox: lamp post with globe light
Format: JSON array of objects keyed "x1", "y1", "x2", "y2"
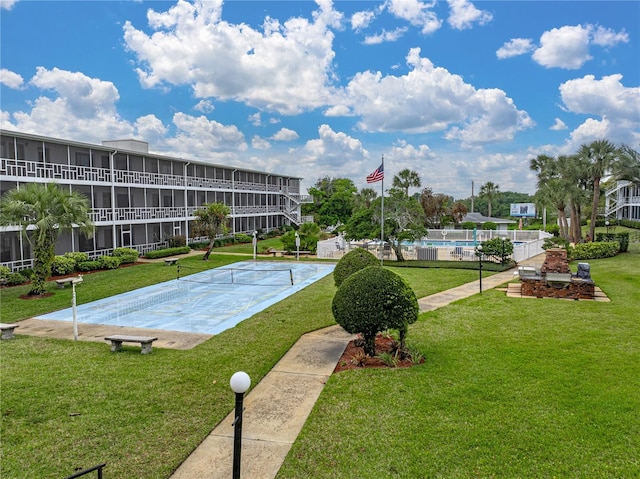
[{"x1": 230, "y1": 371, "x2": 251, "y2": 479}]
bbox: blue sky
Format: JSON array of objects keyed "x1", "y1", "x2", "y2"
[{"x1": 1, "y1": 0, "x2": 638, "y2": 199}]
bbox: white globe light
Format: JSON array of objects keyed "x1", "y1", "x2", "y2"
[{"x1": 230, "y1": 371, "x2": 251, "y2": 394}]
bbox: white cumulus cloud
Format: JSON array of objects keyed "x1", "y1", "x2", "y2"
[
  {"x1": 123, "y1": 0, "x2": 343, "y2": 115},
  {"x1": 446, "y1": 0, "x2": 492, "y2": 30},
  {"x1": 0, "y1": 69, "x2": 24, "y2": 89},
  {"x1": 496, "y1": 38, "x2": 535, "y2": 59},
  {"x1": 385, "y1": 0, "x2": 441, "y2": 35}
]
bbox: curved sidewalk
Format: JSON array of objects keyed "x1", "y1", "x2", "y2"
[{"x1": 169, "y1": 262, "x2": 531, "y2": 479}]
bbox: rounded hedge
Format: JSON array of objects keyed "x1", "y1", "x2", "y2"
[
  {"x1": 332, "y1": 266, "x2": 418, "y2": 356},
  {"x1": 333, "y1": 247, "x2": 379, "y2": 287}
]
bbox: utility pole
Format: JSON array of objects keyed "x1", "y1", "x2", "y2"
[{"x1": 471, "y1": 180, "x2": 474, "y2": 213}]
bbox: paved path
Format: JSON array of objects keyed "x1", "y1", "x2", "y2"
[{"x1": 169, "y1": 259, "x2": 544, "y2": 479}]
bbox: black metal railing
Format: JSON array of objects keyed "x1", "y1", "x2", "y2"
[{"x1": 64, "y1": 463, "x2": 106, "y2": 479}]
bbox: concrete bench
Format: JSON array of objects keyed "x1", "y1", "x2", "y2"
[
  {"x1": 164, "y1": 258, "x2": 179, "y2": 266},
  {"x1": 55, "y1": 275, "x2": 83, "y2": 289},
  {"x1": 545, "y1": 272, "x2": 572, "y2": 286},
  {"x1": 269, "y1": 250, "x2": 288, "y2": 257},
  {"x1": 105, "y1": 334, "x2": 158, "y2": 354},
  {"x1": 0, "y1": 323, "x2": 18, "y2": 340},
  {"x1": 297, "y1": 251, "x2": 311, "y2": 257}
]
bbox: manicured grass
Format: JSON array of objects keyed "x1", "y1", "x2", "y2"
[
  {"x1": 276, "y1": 245, "x2": 640, "y2": 478},
  {"x1": 212, "y1": 236, "x2": 285, "y2": 254},
  {"x1": 1, "y1": 247, "x2": 638, "y2": 478}
]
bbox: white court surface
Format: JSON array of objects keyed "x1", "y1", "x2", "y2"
[{"x1": 37, "y1": 262, "x2": 334, "y2": 335}]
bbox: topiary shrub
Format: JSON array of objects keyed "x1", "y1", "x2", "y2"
[
  {"x1": 333, "y1": 248, "x2": 379, "y2": 288},
  {"x1": 99, "y1": 255, "x2": 121, "y2": 269},
  {"x1": 112, "y1": 247, "x2": 139, "y2": 264},
  {"x1": 332, "y1": 266, "x2": 419, "y2": 356},
  {"x1": 51, "y1": 255, "x2": 76, "y2": 276}
]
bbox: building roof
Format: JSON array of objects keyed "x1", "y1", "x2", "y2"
[{"x1": 462, "y1": 212, "x2": 516, "y2": 224}]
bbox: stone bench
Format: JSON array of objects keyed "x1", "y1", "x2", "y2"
[
  {"x1": 55, "y1": 275, "x2": 83, "y2": 289},
  {"x1": 0, "y1": 323, "x2": 18, "y2": 340},
  {"x1": 545, "y1": 272, "x2": 572, "y2": 286},
  {"x1": 269, "y1": 250, "x2": 288, "y2": 257},
  {"x1": 105, "y1": 334, "x2": 158, "y2": 354},
  {"x1": 164, "y1": 258, "x2": 179, "y2": 266}
]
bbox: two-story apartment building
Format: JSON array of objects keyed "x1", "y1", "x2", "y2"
[
  {"x1": 1, "y1": 130, "x2": 311, "y2": 271},
  {"x1": 605, "y1": 180, "x2": 640, "y2": 223}
]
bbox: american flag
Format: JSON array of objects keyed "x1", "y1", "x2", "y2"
[{"x1": 366, "y1": 163, "x2": 384, "y2": 183}]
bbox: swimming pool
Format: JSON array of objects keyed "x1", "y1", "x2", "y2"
[{"x1": 37, "y1": 261, "x2": 334, "y2": 335}]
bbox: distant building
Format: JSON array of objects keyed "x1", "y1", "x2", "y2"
[
  {"x1": 1, "y1": 130, "x2": 311, "y2": 270},
  {"x1": 605, "y1": 180, "x2": 640, "y2": 222},
  {"x1": 461, "y1": 212, "x2": 516, "y2": 231}
]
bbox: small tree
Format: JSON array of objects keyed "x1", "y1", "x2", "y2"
[
  {"x1": 281, "y1": 222, "x2": 320, "y2": 253},
  {"x1": 0, "y1": 183, "x2": 93, "y2": 296},
  {"x1": 333, "y1": 248, "x2": 378, "y2": 287},
  {"x1": 332, "y1": 266, "x2": 418, "y2": 356},
  {"x1": 192, "y1": 202, "x2": 231, "y2": 260}
]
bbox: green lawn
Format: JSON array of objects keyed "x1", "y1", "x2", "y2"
[
  {"x1": 277, "y1": 245, "x2": 640, "y2": 478},
  {"x1": 1, "y1": 246, "x2": 639, "y2": 478}
]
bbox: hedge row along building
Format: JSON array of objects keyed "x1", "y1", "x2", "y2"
[{"x1": 1, "y1": 130, "x2": 311, "y2": 271}]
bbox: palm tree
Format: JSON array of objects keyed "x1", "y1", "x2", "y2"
[
  {"x1": 615, "y1": 145, "x2": 640, "y2": 186},
  {"x1": 478, "y1": 181, "x2": 500, "y2": 217},
  {"x1": 192, "y1": 202, "x2": 231, "y2": 260},
  {"x1": 392, "y1": 169, "x2": 421, "y2": 197},
  {"x1": 578, "y1": 140, "x2": 619, "y2": 242},
  {"x1": 353, "y1": 187, "x2": 377, "y2": 211},
  {"x1": 530, "y1": 154, "x2": 570, "y2": 238},
  {"x1": 0, "y1": 183, "x2": 93, "y2": 296}
]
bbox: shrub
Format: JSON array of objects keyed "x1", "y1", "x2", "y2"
[
  {"x1": 76, "y1": 260, "x2": 102, "y2": 272},
  {"x1": 546, "y1": 224, "x2": 560, "y2": 237},
  {"x1": 479, "y1": 238, "x2": 514, "y2": 264},
  {"x1": 99, "y1": 255, "x2": 121, "y2": 269},
  {"x1": 6, "y1": 272, "x2": 27, "y2": 286},
  {"x1": 19, "y1": 268, "x2": 34, "y2": 280},
  {"x1": 543, "y1": 237, "x2": 570, "y2": 250},
  {"x1": 234, "y1": 233, "x2": 252, "y2": 244},
  {"x1": 51, "y1": 256, "x2": 76, "y2": 276},
  {"x1": 144, "y1": 246, "x2": 190, "y2": 259},
  {"x1": 568, "y1": 241, "x2": 619, "y2": 260},
  {"x1": 461, "y1": 221, "x2": 476, "y2": 230},
  {"x1": 63, "y1": 251, "x2": 89, "y2": 263},
  {"x1": 0, "y1": 265, "x2": 11, "y2": 279},
  {"x1": 332, "y1": 266, "x2": 418, "y2": 356},
  {"x1": 112, "y1": 247, "x2": 139, "y2": 264},
  {"x1": 166, "y1": 235, "x2": 187, "y2": 248},
  {"x1": 333, "y1": 248, "x2": 379, "y2": 287},
  {"x1": 482, "y1": 221, "x2": 497, "y2": 230},
  {"x1": 596, "y1": 232, "x2": 629, "y2": 253}
]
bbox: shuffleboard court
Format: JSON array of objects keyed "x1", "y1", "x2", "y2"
[{"x1": 37, "y1": 262, "x2": 334, "y2": 335}]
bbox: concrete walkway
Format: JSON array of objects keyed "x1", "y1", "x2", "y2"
[{"x1": 170, "y1": 260, "x2": 541, "y2": 479}]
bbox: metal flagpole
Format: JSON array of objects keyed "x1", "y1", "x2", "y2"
[{"x1": 380, "y1": 155, "x2": 384, "y2": 266}]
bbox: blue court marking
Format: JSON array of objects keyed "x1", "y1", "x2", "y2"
[{"x1": 37, "y1": 261, "x2": 334, "y2": 335}]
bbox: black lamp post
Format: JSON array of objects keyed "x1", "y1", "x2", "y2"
[
  {"x1": 230, "y1": 371, "x2": 251, "y2": 479},
  {"x1": 477, "y1": 244, "x2": 483, "y2": 293}
]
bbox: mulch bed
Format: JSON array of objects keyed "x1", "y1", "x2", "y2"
[{"x1": 334, "y1": 333, "x2": 424, "y2": 373}]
